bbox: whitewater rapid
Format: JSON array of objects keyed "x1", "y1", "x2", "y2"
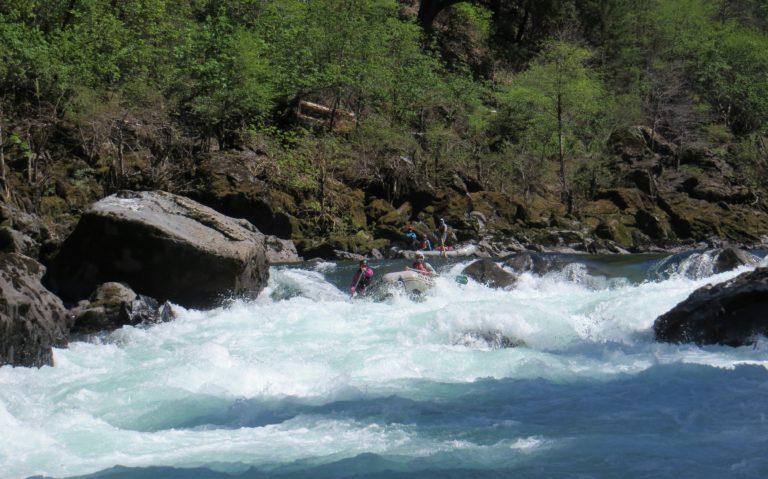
[{"x1": 2, "y1": 253, "x2": 768, "y2": 478}]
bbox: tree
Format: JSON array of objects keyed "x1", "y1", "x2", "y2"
[{"x1": 496, "y1": 40, "x2": 607, "y2": 212}]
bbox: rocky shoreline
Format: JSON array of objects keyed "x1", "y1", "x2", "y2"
[
  {"x1": 3, "y1": 126, "x2": 768, "y2": 368},
  {"x1": 2, "y1": 188, "x2": 767, "y2": 369}
]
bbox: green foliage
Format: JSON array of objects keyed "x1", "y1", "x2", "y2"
[
  {"x1": 3, "y1": 0, "x2": 768, "y2": 211},
  {"x1": 495, "y1": 41, "x2": 610, "y2": 202}
]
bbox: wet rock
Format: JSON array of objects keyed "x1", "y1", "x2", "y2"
[
  {"x1": 70, "y1": 282, "x2": 174, "y2": 334},
  {"x1": 504, "y1": 253, "x2": 551, "y2": 275},
  {"x1": 455, "y1": 330, "x2": 526, "y2": 349},
  {"x1": 713, "y1": 247, "x2": 760, "y2": 273},
  {"x1": 654, "y1": 267, "x2": 768, "y2": 346},
  {"x1": 43, "y1": 190, "x2": 269, "y2": 309},
  {"x1": 462, "y1": 259, "x2": 517, "y2": 289},
  {"x1": 0, "y1": 253, "x2": 70, "y2": 367}
]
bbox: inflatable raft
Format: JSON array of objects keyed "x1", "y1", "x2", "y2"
[{"x1": 381, "y1": 270, "x2": 435, "y2": 294}]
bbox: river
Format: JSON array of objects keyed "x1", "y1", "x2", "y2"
[{"x1": 2, "y1": 251, "x2": 768, "y2": 478}]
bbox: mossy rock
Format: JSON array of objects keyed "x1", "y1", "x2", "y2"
[
  {"x1": 379, "y1": 201, "x2": 412, "y2": 227},
  {"x1": 366, "y1": 198, "x2": 395, "y2": 223},
  {"x1": 469, "y1": 191, "x2": 521, "y2": 222},
  {"x1": 580, "y1": 199, "x2": 621, "y2": 217},
  {"x1": 635, "y1": 208, "x2": 672, "y2": 240},
  {"x1": 338, "y1": 188, "x2": 367, "y2": 230},
  {"x1": 433, "y1": 189, "x2": 471, "y2": 223},
  {"x1": 659, "y1": 194, "x2": 723, "y2": 239},
  {"x1": 298, "y1": 235, "x2": 390, "y2": 259},
  {"x1": 595, "y1": 218, "x2": 635, "y2": 248}
]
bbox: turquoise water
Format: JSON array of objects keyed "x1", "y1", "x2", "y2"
[{"x1": 2, "y1": 252, "x2": 768, "y2": 478}]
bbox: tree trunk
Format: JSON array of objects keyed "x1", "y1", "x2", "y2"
[
  {"x1": 0, "y1": 107, "x2": 6, "y2": 199},
  {"x1": 557, "y1": 91, "x2": 570, "y2": 212}
]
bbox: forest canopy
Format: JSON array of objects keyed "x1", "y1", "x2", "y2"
[{"x1": 1, "y1": 0, "x2": 768, "y2": 212}]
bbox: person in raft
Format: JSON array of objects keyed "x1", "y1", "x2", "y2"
[
  {"x1": 404, "y1": 224, "x2": 419, "y2": 250},
  {"x1": 412, "y1": 252, "x2": 436, "y2": 275},
  {"x1": 350, "y1": 259, "x2": 374, "y2": 296},
  {"x1": 420, "y1": 233, "x2": 432, "y2": 251}
]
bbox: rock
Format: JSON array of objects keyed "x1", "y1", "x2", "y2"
[
  {"x1": 70, "y1": 282, "x2": 175, "y2": 334},
  {"x1": 0, "y1": 227, "x2": 33, "y2": 255},
  {"x1": 188, "y1": 152, "x2": 298, "y2": 238},
  {"x1": 0, "y1": 253, "x2": 70, "y2": 367},
  {"x1": 265, "y1": 235, "x2": 302, "y2": 263},
  {"x1": 713, "y1": 247, "x2": 760, "y2": 273},
  {"x1": 333, "y1": 250, "x2": 366, "y2": 261},
  {"x1": 653, "y1": 267, "x2": 768, "y2": 346},
  {"x1": 461, "y1": 259, "x2": 517, "y2": 289},
  {"x1": 43, "y1": 190, "x2": 269, "y2": 309},
  {"x1": 455, "y1": 330, "x2": 526, "y2": 349},
  {"x1": 504, "y1": 253, "x2": 551, "y2": 275}
]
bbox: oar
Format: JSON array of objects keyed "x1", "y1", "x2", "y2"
[{"x1": 350, "y1": 268, "x2": 363, "y2": 298}]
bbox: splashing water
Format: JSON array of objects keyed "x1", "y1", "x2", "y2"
[{"x1": 2, "y1": 253, "x2": 768, "y2": 479}]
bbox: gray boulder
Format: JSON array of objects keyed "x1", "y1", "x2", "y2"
[
  {"x1": 462, "y1": 259, "x2": 517, "y2": 289},
  {"x1": 0, "y1": 253, "x2": 71, "y2": 367},
  {"x1": 654, "y1": 267, "x2": 768, "y2": 346},
  {"x1": 69, "y1": 282, "x2": 174, "y2": 334},
  {"x1": 44, "y1": 190, "x2": 269, "y2": 309},
  {"x1": 265, "y1": 235, "x2": 301, "y2": 263}
]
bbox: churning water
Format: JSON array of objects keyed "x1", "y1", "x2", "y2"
[{"x1": 2, "y1": 252, "x2": 768, "y2": 479}]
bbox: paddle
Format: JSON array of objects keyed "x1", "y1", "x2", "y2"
[{"x1": 350, "y1": 266, "x2": 364, "y2": 298}]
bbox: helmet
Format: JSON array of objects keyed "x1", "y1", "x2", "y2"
[
  {"x1": 360, "y1": 259, "x2": 368, "y2": 265},
  {"x1": 416, "y1": 252, "x2": 424, "y2": 259}
]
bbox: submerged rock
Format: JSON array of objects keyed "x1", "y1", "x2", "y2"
[
  {"x1": 455, "y1": 330, "x2": 526, "y2": 349},
  {"x1": 44, "y1": 190, "x2": 269, "y2": 309},
  {"x1": 0, "y1": 253, "x2": 71, "y2": 367},
  {"x1": 654, "y1": 267, "x2": 768, "y2": 346}
]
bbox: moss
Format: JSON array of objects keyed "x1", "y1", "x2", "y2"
[
  {"x1": 595, "y1": 218, "x2": 635, "y2": 248},
  {"x1": 39, "y1": 197, "x2": 69, "y2": 216}
]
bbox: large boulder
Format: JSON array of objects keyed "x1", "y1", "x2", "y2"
[
  {"x1": 462, "y1": 259, "x2": 517, "y2": 289},
  {"x1": 43, "y1": 190, "x2": 269, "y2": 308},
  {"x1": 653, "y1": 267, "x2": 768, "y2": 346},
  {"x1": 0, "y1": 253, "x2": 70, "y2": 367}
]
